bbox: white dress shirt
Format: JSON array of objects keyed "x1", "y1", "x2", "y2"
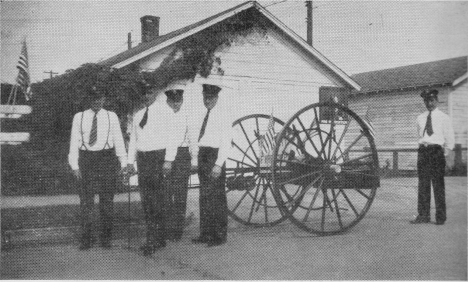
[
  {"x1": 68, "y1": 109, "x2": 127, "y2": 170},
  {"x1": 127, "y1": 95, "x2": 186, "y2": 165},
  {"x1": 196, "y1": 87, "x2": 235, "y2": 167},
  {"x1": 175, "y1": 101, "x2": 199, "y2": 166},
  {"x1": 417, "y1": 108, "x2": 455, "y2": 150}
]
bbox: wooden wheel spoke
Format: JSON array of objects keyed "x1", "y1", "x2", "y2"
[
  {"x1": 339, "y1": 189, "x2": 360, "y2": 217},
  {"x1": 327, "y1": 114, "x2": 336, "y2": 160},
  {"x1": 239, "y1": 122, "x2": 259, "y2": 161},
  {"x1": 330, "y1": 188, "x2": 343, "y2": 229},
  {"x1": 302, "y1": 177, "x2": 323, "y2": 222},
  {"x1": 247, "y1": 178, "x2": 263, "y2": 223},
  {"x1": 231, "y1": 190, "x2": 250, "y2": 213},
  {"x1": 353, "y1": 188, "x2": 372, "y2": 199},
  {"x1": 338, "y1": 132, "x2": 365, "y2": 158},
  {"x1": 312, "y1": 107, "x2": 325, "y2": 155},
  {"x1": 296, "y1": 116, "x2": 321, "y2": 157},
  {"x1": 290, "y1": 175, "x2": 323, "y2": 207},
  {"x1": 232, "y1": 141, "x2": 258, "y2": 165},
  {"x1": 255, "y1": 178, "x2": 267, "y2": 212},
  {"x1": 331, "y1": 120, "x2": 351, "y2": 161}
]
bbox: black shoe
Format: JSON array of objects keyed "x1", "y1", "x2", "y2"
[
  {"x1": 168, "y1": 237, "x2": 181, "y2": 243},
  {"x1": 207, "y1": 238, "x2": 226, "y2": 247},
  {"x1": 140, "y1": 241, "x2": 166, "y2": 256},
  {"x1": 435, "y1": 220, "x2": 445, "y2": 225},
  {"x1": 153, "y1": 241, "x2": 167, "y2": 249},
  {"x1": 140, "y1": 244, "x2": 156, "y2": 256},
  {"x1": 78, "y1": 241, "x2": 92, "y2": 250},
  {"x1": 192, "y1": 236, "x2": 210, "y2": 244},
  {"x1": 410, "y1": 216, "x2": 430, "y2": 224},
  {"x1": 100, "y1": 240, "x2": 112, "y2": 249}
]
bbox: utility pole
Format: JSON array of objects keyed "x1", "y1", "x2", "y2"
[
  {"x1": 44, "y1": 70, "x2": 58, "y2": 79},
  {"x1": 306, "y1": 0, "x2": 313, "y2": 46},
  {"x1": 127, "y1": 32, "x2": 132, "y2": 49}
]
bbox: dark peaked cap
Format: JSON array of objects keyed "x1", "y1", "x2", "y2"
[
  {"x1": 420, "y1": 89, "x2": 439, "y2": 100},
  {"x1": 165, "y1": 89, "x2": 184, "y2": 102},
  {"x1": 202, "y1": 84, "x2": 222, "y2": 97}
]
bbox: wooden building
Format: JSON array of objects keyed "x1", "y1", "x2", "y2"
[
  {"x1": 349, "y1": 56, "x2": 467, "y2": 170},
  {"x1": 99, "y1": 1, "x2": 360, "y2": 123}
]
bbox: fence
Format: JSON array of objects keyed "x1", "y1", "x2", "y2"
[{"x1": 371, "y1": 144, "x2": 467, "y2": 177}]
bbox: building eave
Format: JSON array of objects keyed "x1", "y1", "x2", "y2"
[
  {"x1": 111, "y1": 1, "x2": 256, "y2": 69},
  {"x1": 453, "y1": 72, "x2": 468, "y2": 86}
]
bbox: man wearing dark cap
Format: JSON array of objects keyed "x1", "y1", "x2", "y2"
[
  {"x1": 411, "y1": 89, "x2": 454, "y2": 225},
  {"x1": 192, "y1": 83, "x2": 234, "y2": 247},
  {"x1": 164, "y1": 87, "x2": 198, "y2": 242},
  {"x1": 127, "y1": 85, "x2": 185, "y2": 256},
  {"x1": 68, "y1": 87, "x2": 127, "y2": 250}
]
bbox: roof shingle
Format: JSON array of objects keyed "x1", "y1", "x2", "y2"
[{"x1": 351, "y1": 56, "x2": 467, "y2": 93}]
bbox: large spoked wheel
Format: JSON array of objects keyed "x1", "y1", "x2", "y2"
[
  {"x1": 271, "y1": 102, "x2": 380, "y2": 235},
  {"x1": 226, "y1": 114, "x2": 288, "y2": 227}
]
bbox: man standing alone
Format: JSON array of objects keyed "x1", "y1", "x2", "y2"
[
  {"x1": 411, "y1": 89, "x2": 455, "y2": 225},
  {"x1": 69, "y1": 87, "x2": 127, "y2": 250}
]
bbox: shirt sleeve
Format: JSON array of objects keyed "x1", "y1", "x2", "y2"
[
  {"x1": 110, "y1": 112, "x2": 127, "y2": 168},
  {"x1": 127, "y1": 113, "x2": 138, "y2": 165},
  {"x1": 185, "y1": 108, "x2": 199, "y2": 166},
  {"x1": 68, "y1": 112, "x2": 82, "y2": 170},
  {"x1": 165, "y1": 110, "x2": 185, "y2": 162},
  {"x1": 215, "y1": 94, "x2": 234, "y2": 167},
  {"x1": 443, "y1": 114, "x2": 455, "y2": 150}
]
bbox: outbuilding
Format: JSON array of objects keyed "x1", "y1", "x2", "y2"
[{"x1": 349, "y1": 56, "x2": 467, "y2": 171}]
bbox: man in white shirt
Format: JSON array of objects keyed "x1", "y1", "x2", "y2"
[
  {"x1": 411, "y1": 89, "x2": 455, "y2": 225},
  {"x1": 164, "y1": 88, "x2": 198, "y2": 242},
  {"x1": 127, "y1": 85, "x2": 185, "y2": 256},
  {"x1": 68, "y1": 87, "x2": 127, "y2": 250},
  {"x1": 192, "y1": 83, "x2": 234, "y2": 247}
]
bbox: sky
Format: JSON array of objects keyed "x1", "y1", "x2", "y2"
[{"x1": 1, "y1": 0, "x2": 467, "y2": 84}]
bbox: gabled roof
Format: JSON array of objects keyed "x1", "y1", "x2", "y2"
[
  {"x1": 351, "y1": 56, "x2": 467, "y2": 94},
  {"x1": 98, "y1": 1, "x2": 360, "y2": 90}
]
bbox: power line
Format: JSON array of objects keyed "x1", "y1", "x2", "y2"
[{"x1": 264, "y1": 0, "x2": 288, "y2": 8}]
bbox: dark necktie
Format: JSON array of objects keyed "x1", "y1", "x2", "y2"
[
  {"x1": 425, "y1": 111, "x2": 433, "y2": 136},
  {"x1": 139, "y1": 107, "x2": 149, "y2": 129},
  {"x1": 89, "y1": 112, "x2": 98, "y2": 146},
  {"x1": 198, "y1": 108, "x2": 211, "y2": 142}
]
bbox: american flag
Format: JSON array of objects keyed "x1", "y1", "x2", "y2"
[
  {"x1": 362, "y1": 106, "x2": 376, "y2": 139},
  {"x1": 261, "y1": 112, "x2": 276, "y2": 154},
  {"x1": 16, "y1": 40, "x2": 32, "y2": 100}
]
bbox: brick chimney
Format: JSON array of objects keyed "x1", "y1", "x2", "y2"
[{"x1": 140, "y1": 15, "x2": 160, "y2": 43}]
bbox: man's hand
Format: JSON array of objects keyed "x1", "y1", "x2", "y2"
[
  {"x1": 190, "y1": 164, "x2": 198, "y2": 174},
  {"x1": 126, "y1": 164, "x2": 137, "y2": 175},
  {"x1": 210, "y1": 164, "x2": 222, "y2": 179},
  {"x1": 72, "y1": 169, "x2": 82, "y2": 180},
  {"x1": 444, "y1": 148, "x2": 452, "y2": 157},
  {"x1": 163, "y1": 161, "x2": 173, "y2": 176}
]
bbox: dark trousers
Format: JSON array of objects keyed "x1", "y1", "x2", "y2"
[
  {"x1": 137, "y1": 149, "x2": 166, "y2": 244},
  {"x1": 417, "y1": 145, "x2": 447, "y2": 222},
  {"x1": 198, "y1": 146, "x2": 228, "y2": 241},
  {"x1": 78, "y1": 149, "x2": 118, "y2": 244},
  {"x1": 165, "y1": 147, "x2": 191, "y2": 240}
]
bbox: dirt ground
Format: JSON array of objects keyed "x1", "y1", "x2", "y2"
[{"x1": 1, "y1": 177, "x2": 466, "y2": 280}]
